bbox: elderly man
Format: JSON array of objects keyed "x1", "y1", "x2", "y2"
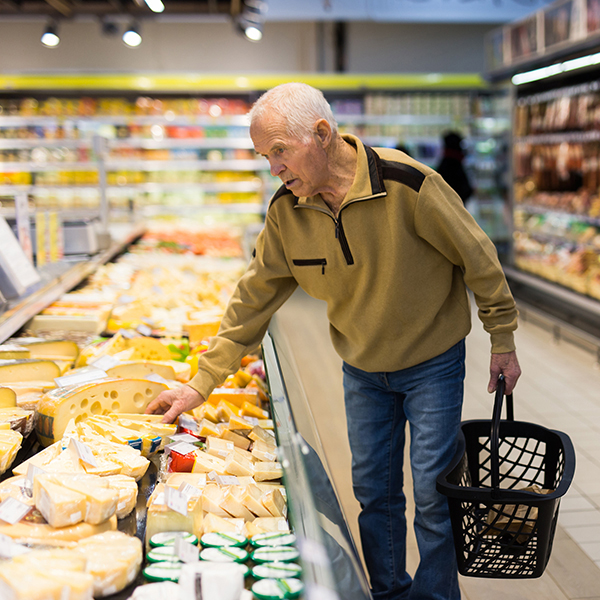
[{"x1": 147, "y1": 82, "x2": 521, "y2": 600}]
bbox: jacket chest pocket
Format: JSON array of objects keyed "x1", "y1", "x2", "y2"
[{"x1": 292, "y1": 258, "x2": 327, "y2": 275}]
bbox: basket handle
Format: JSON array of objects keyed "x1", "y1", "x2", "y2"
[{"x1": 490, "y1": 374, "x2": 515, "y2": 493}]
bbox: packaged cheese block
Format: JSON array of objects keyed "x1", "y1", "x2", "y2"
[
  {"x1": 36, "y1": 378, "x2": 168, "y2": 446},
  {"x1": 8, "y1": 381, "x2": 57, "y2": 396},
  {"x1": 241, "y1": 401, "x2": 269, "y2": 420},
  {"x1": 224, "y1": 451, "x2": 255, "y2": 478},
  {"x1": 183, "y1": 318, "x2": 221, "y2": 347},
  {"x1": 113, "y1": 416, "x2": 176, "y2": 451},
  {"x1": 33, "y1": 474, "x2": 88, "y2": 528},
  {"x1": 0, "y1": 428, "x2": 23, "y2": 474},
  {"x1": 201, "y1": 484, "x2": 231, "y2": 517},
  {"x1": 74, "y1": 531, "x2": 143, "y2": 597},
  {"x1": 0, "y1": 386, "x2": 17, "y2": 408},
  {"x1": 105, "y1": 474, "x2": 138, "y2": 519},
  {"x1": 86, "y1": 416, "x2": 144, "y2": 452},
  {"x1": 227, "y1": 415, "x2": 255, "y2": 432},
  {"x1": 26, "y1": 313, "x2": 108, "y2": 334},
  {"x1": 240, "y1": 484, "x2": 272, "y2": 518},
  {"x1": 251, "y1": 439, "x2": 279, "y2": 463},
  {"x1": 106, "y1": 361, "x2": 176, "y2": 381},
  {"x1": 0, "y1": 344, "x2": 30, "y2": 360},
  {"x1": 217, "y1": 400, "x2": 241, "y2": 422},
  {"x1": 13, "y1": 337, "x2": 80, "y2": 359},
  {"x1": 251, "y1": 516, "x2": 290, "y2": 534},
  {"x1": 248, "y1": 425, "x2": 276, "y2": 447},
  {"x1": 0, "y1": 359, "x2": 61, "y2": 384},
  {"x1": 165, "y1": 472, "x2": 207, "y2": 490},
  {"x1": 253, "y1": 462, "x2": 283, "y2": 482},
  {"x1": 196, "y1": 418, "x2": 222, "y2": 438},
  {"x1": 0, "y1": 406, "x2": 33, "y2": 435},
  {"x1": 145, "y1": 483, "x2": 204, "y2": 549},
  {"x1": 207, "y1": 387, "x2": 260, "y2": 408},
  {"x1": 206, "y1": 436, "x2": 235, "y2": 460},
  {"x1": 192, "y1": 450, "x2": 227, "y2": 475},
  {"x1": 221, "y1": 429, "x2": 252, "y2": 450},
  {"x1": 201, "y1": 512, "x2": 245, "y2": 536},
  {"x1": 44, "y1": 474, "x2": 119, "y2": 525},
  {"x1": 261, "y1": 488, "x2": 287, "y2": 518},
  {"x1": 0, "y1": 562, "x2": 93, "y2": 600},
  {"x1": 220, "y1": 487, "x2": 255, "y2": 521}
]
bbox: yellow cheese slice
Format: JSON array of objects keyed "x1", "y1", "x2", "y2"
[
  {"x1": 251, "y1": 439, "x2": 279, "y2": 463},
  {"x1": 196, "y1": 418, "x2": 222, "y2": 438},
  {"x1": 13, "y1": 338, "x2": 80, "y2": 359},
  {"x1": 0, "y1": 406, "x2": 31, "y2": 435},
  {"x1": 36, "y1": 378, "x2": 168, "y2": 446},
  {"x1": 51, "y1": 359, "x2": 75, "y2": 375},
  {"x1": 0, "y1": 345, "x2": 30, "y2": 360},
  {"x1": 0, "y1": 359, "x2": 61, "y2": 384},
  {"x1": 12, "y1": 547, "x2": 88, "y2": 572},
  {"x1": 207, "y1": 387, "x2": 260, "y2": 408},
  {"x1": 106, "y1": 361, "x2": 176, "y2": 380},
  {"x1": 248, "y1": 425, "x2": 276, "y2": 447},
  {"x1": 191, "y1": 450, "x2": 227, "y2": 475},
  {"x1": 12, "y1": 441, "x2": 62, "y2": 476},
  {"x1": 0, "y1": 428, "x2": 23, "y2": 474},
  {"x1": 165, "y1": 472, "x2": 207, "y2": 490},
  {"x1": 0, "y1": 563, "x2": 78, "y2": 600},
  {"x1": 191, "y1": 401, "x2": 220, "y2": 423},
  {"x1": 0, "y1": 387, "x2": 16, "y2": 408},
  {"x1": 221, "y1": 429, "x2": 252, "y2": 450},
  {"x1": 153, "y1": 360, "x2": 191, "y2": 383},
  {"x1": 0, "y1": 513, "x2": 117, "y2": 546},
  {"x1": 240, "y1": 484, "x2": 272, "y2": 518},
  {"x1": 251, "y1": 516, "x2": 290, "y2": 534},
  {"x1": 201, "y1": 513, "x2": 244, "y2": 536},
  {"x1": 220, "y1": 487, "x2": 255, "y2": 521},
  {"x1": 33, "y1": 474, "x2": 87, "y2": 528},
  {"x1": 261, "y1": 488, "x2": 287, "y2": 518},
  {"x1": 206, "y1": 436, "x2": 234, "y2": 460},
  {"x1": 75, "y1": 531, "x2": 143, "y2": 597},
  {"x1": 253, "y1": 462, "x2": 283, "y2": 482},
  {"x1": 201, "y1": 483, "x2": 230, "y2": 517},
  {"x1": 224, "y1": 451, "x2": 255, "y2": 478}
]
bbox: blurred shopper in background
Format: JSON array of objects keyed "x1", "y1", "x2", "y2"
[{"x1": 436, "y1": 131, "x2": 474, "y2": 204}]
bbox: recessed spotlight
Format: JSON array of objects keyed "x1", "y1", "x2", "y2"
[
  {"x1": 123, "y1": 23, "x2": 142, "y2": 47},
  {"x1": 41, "y1": 22, "x2": 60, "y2": 47}
]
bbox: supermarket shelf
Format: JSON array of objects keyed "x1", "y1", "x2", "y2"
[
  {"x1": 104, "y1": 159, "x2": 268, "y2": 171},
  {"x1": 515, "y1": 204, "x2": 600, "y2": 226},
  {"x1": 515, "y1": 131, "x2": 600, "y2": 145},
  {"x1": 0, "y1": 139, "x2": 90, "y2": 149},
  {"x1": 0, "y1": 115, "x2": 251, "y2": 127},
  {"x1": 0, "y1": 221, "x2": 145, "y2": 344},
  {"x1": 336, "y1": 114, "x2": 460, "y2": 126},
  {"x1": 0, "y1": 207, "x2": 101, "y2": 220},
  {"x1": 108, "y1": 138, "x2": 255, "y2": 150},
  {"x1": 141, "y1": 203, "x2": 266, "y2": 216},
  {"x1": 504, "y1": 265, "x2": 600, "y2": 340},
  {"x1": 0, "y1": 162, "x2": 98, "y2": 172}
]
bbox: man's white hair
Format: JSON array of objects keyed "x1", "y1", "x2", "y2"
[{"x1": 248, "y1": 82, "x2": 338, "y2": 141}]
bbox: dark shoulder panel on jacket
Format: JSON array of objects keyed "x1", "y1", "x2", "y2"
[
  {"x1": 379, "y1": 158, "x2": 426, "y2": 193},
  {"x1": 268, "y1": 184, "x2": 298, "y2": 209}
]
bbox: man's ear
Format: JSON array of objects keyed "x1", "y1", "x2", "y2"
[{"x1": 314, "y1": 119, "x2": 332, "y2": 148}]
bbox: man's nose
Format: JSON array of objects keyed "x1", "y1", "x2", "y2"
[{"x1": 269, "y1": 159, "x2": 285, "y2": 177}]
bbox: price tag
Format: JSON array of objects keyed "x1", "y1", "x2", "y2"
[
  {"x1": 0, "y1": 497, "x2": 32, "y2": 525},
  {"x1": 245, "y1": 417, "x2": 260, "y2": 425},
  {"x1": 152, "y1": 492, "x2": 165, "y2": 506},
  {"x1": 215, "y1": 475, "x2": 239, "y2": 486},
  {"x1": 91, "y1": 354, "x2": 121, "y2": 371},
  {"x1": 69, "y1": 438, "x2": 98, "y2": 467},
  {"x1": 166, "y1": 441, "x2": 198, "y2": 456},
  {"x1": 207, "y1": 470, "x2": 218, "y2": 482},
  {"x1": 118, "y1": 328, "x2": 137, "y2": 339},
  {"x1": 178, "y1": 482, "x2": 202, "y2": 500},
  {"x1": 142, "y1": 317, "x2": 157, "y2": 327},
  {"x1": 25, "y1": 464, "x2": 47, "y2": 495},
  {"x1": 165, "y1": 485, "x2": 188, "y2": 516},
  {"x1": 168, "y1": 433, "x2": 200, "y2": 444},
  {"x1": 145, "y1": 373, "x2": 170, "y2": 385},
  {"x1": 14, "y1": 192, "x2": 33, "y2": 263},
  {"x1": 175, "y1": 535, "x2": 199, "y2": 563},
  {"x1": 55, "y1": 366, "x2": 107, "y2": 388},
  {"x1": 136, "y1": 324, "x2": 153, "y2": 337}
]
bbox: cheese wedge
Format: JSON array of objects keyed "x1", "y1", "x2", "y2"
[
  {"x1": 220, "y1": 487, "x2": 255, "y2": 521},
  {"x1": 0, "y1": 359, "x2": 61, "y2": 384},
  {"x1": 227, "y1": 415, "x2": 255, "y2": 432},
  {"x1": 221, "y1": 429, "x2": 252, "y2": 450},
  {"x1": 240, "y1": 484, "x2": 272, "y2": 518},
  {"x1": 201, "y1": 513, "x2": 244, "y2": 536},
  {"x1": 252, "y1": 439, "x2": 279, "y2": 463},
  {"x1": 106, "y1": 361, "x2": 176, "y2": 381},
  {"x1": 0, "y1": 406, "x2": 32, "y2": 435},
  {"x1": 0, "y1": 475, "x2": 35, "y2": 507},
  {"x1": 261, "y1": 488, "x2": 287, "y2": 518},
  {"x1": 201, "y1": 483, "x2": 230, "y2": 517},
  {"x1": 224, "y1": 452, "x2": 254, "y2": 478},
  {"x1": 33, "y1": 474, "x2": 87, "y2": 528},
  {"x1": 183, "y1": 318, "x2": 221, "y2": 347},
  {"x1": 36, "y1": 378, "x2": 168, "y2": 446},
  {"x1": 216, "y1": 400, "x2": 240, "y2": 422},
  {"x1": 207, "y1": 387, "x2": 260, "y2": 408},
  {"x1": 253, "y1": 462, "x2": 283, "y2": 482},
  {"x1": 196, "y1": 418, "x2": 222, "y2": 438},
  {"x1": 13, "y1": 338, "x2": 80, "y2": 359},
  {"x1": 0, "y1": 428, "x2": 23, "y2": 474},
  {"x1": 165, "y1": 472, "x2": 207, "y2": 490},
  {"x1": 0, "y1": 345, "x2": 30, "y2": 360},
  {"x1": 190, "y1": 401, "x2": 220, "y2": 423},
  {"x1": 191, "y1": 450, "x2": 227, "y2": 475},
  {"x1": 248, "y1": 425, "x2": 276, "y2": 446},
  {"x1": 251, "y1": 516, "x2": 290, "y2": 534},
  {"x1": 105, "y1": 474, "x2": 138, "y2": 519},
  {"x1": 205, "y1": 436, "x2": 234, "y2": 460},
  {"x1": 0, "y1": 387, "x2": 17, "y2": 408},
  {"x1": 240, "y1": 401, "x2": 269, "y2": 420},
  {"x1": 12, "y1": 441, "x2": 62, "y2": 476}
]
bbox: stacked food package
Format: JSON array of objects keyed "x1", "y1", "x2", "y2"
[{"x1": 0, "y1": 228, "x2": 303, "y2": 600}]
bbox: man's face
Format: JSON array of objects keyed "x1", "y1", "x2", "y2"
[{"x1": 251, "y1": 114, "x2": 328, "y2": 198}]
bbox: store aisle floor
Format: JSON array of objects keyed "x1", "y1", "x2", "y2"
[{"x1": 274, "y1": 288, "x2": 600, "y2": 600}]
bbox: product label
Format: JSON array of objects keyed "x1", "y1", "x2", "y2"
[
  {"x1": 55, "y1": 366, "x2": 107, "y2": 388},
  {"x1": 175, "y1": 535, "x2": 199, "y2": 563},
  {"x1": 178, "y1": 482, "x2": 202, "y2": 500},
  {"x1": 146, "y1": 373, "x2": 170, "y2": 385},
  {"x1": 69, "y1": 438, "x2": 98, "y2": 467},
  {"x1": 168, "y1": 433, "x2": 200, "y2": 444},
  {"x1": 165, "y1": 485, "x2": 188, "y2": 516},
  {"x1": 166, "y1": 441, "x2": 198, "y2": 456},
  {"x1": 0, "y1": 497, "x2": 32, "y2": 525},
  {"x1": 91, "y1": 354, "x2": 121, "y2": 371}
]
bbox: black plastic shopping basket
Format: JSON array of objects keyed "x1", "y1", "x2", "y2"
[{"x1": 436, "y1": 375, "x2": 576, "y2": 578}]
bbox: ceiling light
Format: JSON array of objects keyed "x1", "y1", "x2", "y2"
[
  {"x1": 123, "y1": 23, "x2": 142, "y2": 47},
  {"x1": 41, "y1": 22, "x2": 60, "y2": 47},
  {"x1": 244, "y1": 24, "x2": 263, "y2": 41},
  {"x1": 144, "y1": 0, "x2": 164, "y2": 13},
  {"x1": 512, "y1": 50, "x2": 600, "y2": 85},
  {"x1": 234, "y1": 0, "x2": 267, "y2": 42}
]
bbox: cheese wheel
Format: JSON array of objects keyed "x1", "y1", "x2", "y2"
[
  {"x1": 0, "y1": 359, "x2": 61, "y2": 384},
  {"x1": 36, "y1": 378, "x2": 168, "y2": 446}
]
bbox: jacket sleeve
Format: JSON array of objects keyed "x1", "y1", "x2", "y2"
[
  {"x1": 414, "y1": 172, "x2": 517, "y2": 354},
  {"x1": 187, "y1": 210, "x2": 298, "y2": 400}
]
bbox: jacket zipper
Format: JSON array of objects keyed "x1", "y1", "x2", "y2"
[
  {"x1": 292, "y1": 258, "x2": 327, "y2": 274},
  {"x1": 295, "y1": 194, "x2": 384, "y2": 266}
]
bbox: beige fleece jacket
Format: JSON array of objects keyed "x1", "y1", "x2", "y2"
[{"x1": 187, "y1": 134, "x2": 518, "y2": 400}]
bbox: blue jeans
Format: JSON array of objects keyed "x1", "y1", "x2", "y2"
[{"x1": 342, "y1": 340, "x2": 465, "y2": 600}]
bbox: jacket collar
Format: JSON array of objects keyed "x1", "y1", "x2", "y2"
[{"x1": 295, "y1": 134, "x2": 387, "y2": 210}]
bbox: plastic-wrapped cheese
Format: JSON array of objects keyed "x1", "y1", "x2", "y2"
[
  {"x1": 0, "y1": 428, "x2": 22, "y2": 475},
  {"x1": 0, "y1": 359, "x2": 61, "y2": 384},
  {"x1": 105, "y1": 474, "x2": 138, "y2": 519},
  {"x1": 36, "y1": 378, "x2": 169, "y2": 446},
  {"x1": 75, "y1": 531, "x2": 143, "y2": 598}
]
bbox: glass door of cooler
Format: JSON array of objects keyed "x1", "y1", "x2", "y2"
[{"x1": 262, "y1": 323, "x2": 372, "y2": 600}]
